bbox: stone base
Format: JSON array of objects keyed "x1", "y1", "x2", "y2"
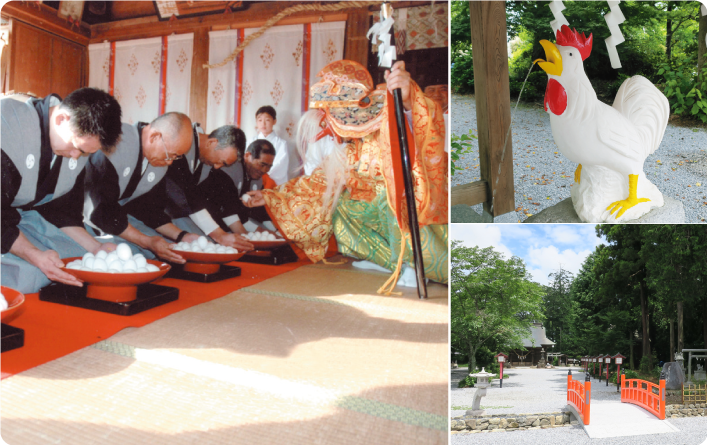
[
  {"x1": 465, "y1": 409, "x2": 485, "y2": 416},
  {"x1": 450, "y1": 205, "x2": 520, "y2": 223},
  {"x1": 524, "y1": 197, "x2": 685, "y2": 224}
]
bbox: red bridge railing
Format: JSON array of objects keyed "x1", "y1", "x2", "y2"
[
  {"x1": 567, "y1": 373, "x2": 591, "y2": 425},
  {"x1": 620, "y1": 375, "x2": 665, "y2": 420}
]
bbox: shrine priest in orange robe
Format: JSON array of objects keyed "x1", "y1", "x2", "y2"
[{"x1": 244, "y1": 60, "x2": 447, "y2": 294}]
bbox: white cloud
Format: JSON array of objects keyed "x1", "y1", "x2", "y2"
[
  {"x1": 451, "y1": 224, "x2": 513, "y2": 260},
  {"x1": 526, "y1": 245, "x2": 592, "y2": 285},
  {"x1": 547, "y1": 225, "x2": 584, "y2": 245}
]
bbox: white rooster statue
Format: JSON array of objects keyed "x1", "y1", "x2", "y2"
[{"x1": 534, "y1": 25, "x2": 670, "y2": 222}]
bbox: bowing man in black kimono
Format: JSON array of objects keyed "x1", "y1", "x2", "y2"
[
  {"x1": 164, "y1": 124, "x2": 253, "y2": 251},
  {"x1": 201, "y1": 139, "x2": 276, "y2": 236},
  {"x1": 84, "y1": 112, "x2": 197, "y2": 263},
  {"x1": 1, "y1": 88, "x2": 123, "y2": 293}
]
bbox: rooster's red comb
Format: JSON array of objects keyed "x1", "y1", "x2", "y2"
[{"x1": 556, "y1": 25, "x2": 593, "y2": 61}]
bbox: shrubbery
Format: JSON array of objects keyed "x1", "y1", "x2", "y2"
[
  {"x1": 451, "y1": 41, "x2": 474, "y2": 94},
  {"x1": 450, "y1": 129, "x2": 476, "y2": 176},
  {"x1": 658, "y1": 64, "x2": 707, "y2": 123}
]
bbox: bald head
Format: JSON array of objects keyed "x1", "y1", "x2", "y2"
[
  {"x1": 150, "y1": 112, "x2": 192, "y2": 145},
  {"x1": 143, "y1": 112, "x2": 193, "y2": 167}
]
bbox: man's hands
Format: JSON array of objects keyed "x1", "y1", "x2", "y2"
[
  {"x1": 210, "y1": 230, "x2": 254, "y2": 251},
  {"x1": 243, "y1": 190, "x2": 265, "y2": 207},
  {"x1": 29, "y1": 248, "x2": 84, "y2": 287},
  {"x1": 147, "y1": 236, "x2": 185, "y2": 263},
  {"x1": 384, "y1": 61, "x2": 413, "y2": 111},
  {"x1": 181, "y1": 233, "x2": 200, "y2": 244}
]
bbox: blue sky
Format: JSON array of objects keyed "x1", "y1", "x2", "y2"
[{"x1": 450, "y1": 224, "x2": 606, "y2": 286}]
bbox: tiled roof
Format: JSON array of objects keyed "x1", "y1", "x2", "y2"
[{"x1": 521, "y1": 322, "x2": 556, "y2": 348}]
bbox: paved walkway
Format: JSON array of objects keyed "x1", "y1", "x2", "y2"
[
  {"x1": 453, "y1": 367, "x2": 687, "y2": 441},
  {"x1": 451, "y1": 366, "x2": 612, "y2": 416},
  {"x1": 581, "y1": 399, "x2": 679, "y2": 439}
]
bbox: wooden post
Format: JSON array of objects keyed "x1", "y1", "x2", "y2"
[
  {"x1": 189, "y1": 28, "x2": 209, "y2": 127},
  {"x1": 469, "y1": 2, "x2": 515, "y2": 217},
  {"x1": 344, "y1": 10, "x2": 369, "y2": 68},
  {"x1": 699, "y1": 12, "x2": 707, "y2": 76}
]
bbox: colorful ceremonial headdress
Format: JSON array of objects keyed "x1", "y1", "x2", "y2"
[{"x1": 309, "y1": 60, "x2": 387, "y2": 138}]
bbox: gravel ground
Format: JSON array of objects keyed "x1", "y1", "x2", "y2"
[
  {"x1": 451, "y1": 94, "x2": 707, "y2": 223},
  {"x1": 452, "y1": 417, "x2": 707, "y2": 445},
  {"x1": 451, "y1": 366, "x2": 707, "y2": 445},
  {"x1": 451, "y1": 367, "x2": 620, "y2": 417}
]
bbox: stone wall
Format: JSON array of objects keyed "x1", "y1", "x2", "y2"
[
  {"x1": 450, "y1": 411, "x2": 576, "y2": 434},
  {"x1": 451, "y1": 404, "x2": 704, "y2": 434},
  {"x1": 666, "y1": 403, "x2": 706, "y2": 418}
]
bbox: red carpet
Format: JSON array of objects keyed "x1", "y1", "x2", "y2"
[{"x1": 1, "y1": 259, "x2": 307, "y2": 379}]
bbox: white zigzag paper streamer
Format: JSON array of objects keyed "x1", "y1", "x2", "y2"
[
  {"x1": 604, "y1": 0, "x2": 626, "y2": 69},
  {"x1": 549, "y1": 0, "x2": 570, "y2": 36},
  {"x1": 367, "y1": 11, "x2": 396, "y2": 69}
]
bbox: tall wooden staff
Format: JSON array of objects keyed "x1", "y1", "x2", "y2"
[{"x1": 368, "y1": 2, "x2": 427, "y2": 299}]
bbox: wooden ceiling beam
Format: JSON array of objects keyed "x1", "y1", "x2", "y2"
[
  {"x1": 89, "y1": 1, "x2": 433, "y2": 44},
  {"x1": 90, "y1": 2, "x2": 367, "y2": 43},
  {"x1": 2, "y1": 1, "x2": 90, "y2": 45}
]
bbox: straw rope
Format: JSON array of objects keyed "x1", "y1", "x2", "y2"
[
  {"x1": 203, "y1": 0, "x2": 383, "y2": 69},
  {"x1": 376, "y1": 231, "x2": 407, "y2": 296}
]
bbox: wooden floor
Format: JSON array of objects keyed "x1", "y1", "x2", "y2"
[{"x1": 1, "y1": 258, "x2": 449, "y2": 445}]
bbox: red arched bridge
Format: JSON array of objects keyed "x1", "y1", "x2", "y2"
[{"x1": 566, "y1": 371, "x2": 679, "y2": 438}]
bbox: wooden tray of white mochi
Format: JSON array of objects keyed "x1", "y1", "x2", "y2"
[
  {"x1": 242, "y1": 231, "x2": 287, "y2": 250},
  {"x1": 65, "y1": 243, "x2": 162, "y2": 273},
  {"x1": 170, "y1": 236, "x2": 244, "y2": 263}
]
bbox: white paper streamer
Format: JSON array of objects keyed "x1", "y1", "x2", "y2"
[
  {"x1": 367, "y1": 11, "x2": 396, "y2": 68},
  {"x1": 604, "y1": 0, "x2": 626, "y2": 69},
  {"x1": 549, "y1": 1, "x2": 570, "y2": 36}
]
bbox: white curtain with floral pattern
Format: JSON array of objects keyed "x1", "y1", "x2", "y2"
[
  {"x1": 164, "y1": 34, "x2": 193, "y2": 116},
  {"x1": 113, "y1": 37, "x2": 161, "y2": 124},
  {"x1": 88, "y1": 34, "x2": 193, "y2": 125},
  {"x1": 206, "y1": 22, "x2": 345, "y2": 148}
]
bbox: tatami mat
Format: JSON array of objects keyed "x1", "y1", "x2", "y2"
[{"x1": 1, "y1": 261, "x2": 448, "y2": 444}]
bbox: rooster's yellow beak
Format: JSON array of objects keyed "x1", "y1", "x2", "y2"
[{"x1": 533, "y1": 40, "x2": 563, "y2": 76}]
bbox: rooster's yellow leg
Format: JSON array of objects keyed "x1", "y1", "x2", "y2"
[
  {"x1": 574, "y1": 164, "x2": 582, "y2": 184},
  {"x1": 606, "y1": 174, "x2": 651, "y2": 219}
]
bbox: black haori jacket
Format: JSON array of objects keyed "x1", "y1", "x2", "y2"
[
  {"x1": 1, "y1": 95, "x2": 88, "y2": 253},
  {"x1": 84, "y1": 122, "x2": 170, "y2": 235}
]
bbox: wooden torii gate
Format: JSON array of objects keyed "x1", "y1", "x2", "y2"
[{"x1": 451, "y1": 1, "x2": 515, "y2": 219}]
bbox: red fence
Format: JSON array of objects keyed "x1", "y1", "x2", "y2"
[
  {"x1": 620, "y1": 376, "x2": 665, "y2": 420},
  {"x1": 567, "y1": 374, "x2": 591, "y2": 425}
]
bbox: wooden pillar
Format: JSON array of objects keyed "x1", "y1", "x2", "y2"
[
  {"x1": 189, "y1": 27, "x2": 209, "y2": 126},
  {"x1": 344, "y1": 10, "x2": 369, "y2": 68},
  {"x1": 469, "y1": 2, "x2": 515, "y2": 217}
]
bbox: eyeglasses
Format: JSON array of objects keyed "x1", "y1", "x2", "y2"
[{"x1": 161, "y1": 135, "x2": 184, "y2": 162}]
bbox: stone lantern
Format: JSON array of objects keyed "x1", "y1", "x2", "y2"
[
  {"x1": 537, "y1": 347, "x2": 547, "y2": 368},
  {"x1": 675, "y1": 351, "x2": 684, "y2": 371},
  {"x1": 466, "y1": 367, "x2": 495, "y2": 416}
]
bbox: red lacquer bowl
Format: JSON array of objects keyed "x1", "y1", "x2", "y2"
[
  {"x1": 0, "y1": 286, "x2": 25, "y2": 324},
  {"x1": 62, "y1": 257, "x2": 170, "y2": 302},
  {"x1": 171, "y1": 249, "x2": 245, "y2": 274}
]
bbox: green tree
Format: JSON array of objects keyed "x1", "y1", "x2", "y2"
[
  {"x1": 451, "y1": 241, "x2": 545, "y2": 374},
  {"x1": 642, "y1": 225, "x2": 707, "y2": 352},
  {"x1": 543, "y1": 267, "x2": 576, "y2": 355},
  {"x1": 595, "y1": 225, "x2": 653, "y2": 370},
  {"x1": 451, "y1": 1, "x2": 471, "y2": 45}
]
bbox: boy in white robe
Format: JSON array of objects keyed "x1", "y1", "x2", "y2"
[{"x1": 246, "y1": 106, "x2": 289, "y2": 186}]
